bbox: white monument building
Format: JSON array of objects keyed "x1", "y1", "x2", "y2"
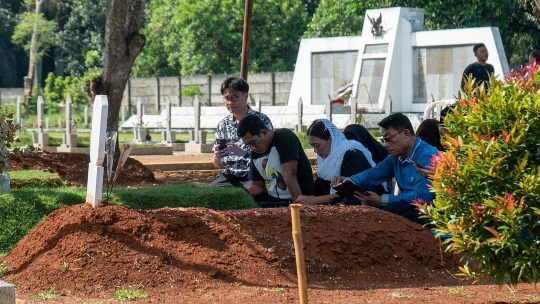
[{"x1": 288, "y1": 6, "x2": 509, "y2": 126}]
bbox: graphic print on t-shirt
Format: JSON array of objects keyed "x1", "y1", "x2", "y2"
[{"x1": 252, "y1": 147, "x2": 292, "y2": 200}]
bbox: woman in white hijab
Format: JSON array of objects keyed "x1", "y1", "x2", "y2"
[{"x1": 295, "y1": 119, "x2": 386, "y2": 205}]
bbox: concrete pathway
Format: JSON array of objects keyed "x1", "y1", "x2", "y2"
[{"x1": 131, "y1": 150, "x2": 317, "y2": 171}]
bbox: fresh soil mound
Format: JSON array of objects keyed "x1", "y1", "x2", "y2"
[
  {"x1": 2, "y1": 203, "x2": 460, "y2": 298},
  {"x1": 8, "y1": 152, "x2": 156, "y2": 187}
]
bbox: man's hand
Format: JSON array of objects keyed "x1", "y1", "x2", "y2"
[
  {"x1": 331, "y1": 176, "x2": 346, "y2": 187},
  {"x1": 414, "y1": 163, "x2": 436, "y2": 178},
  {"x1": 225, "y1": 143, "x2": 245, "y2": 156},
  {"x1": 354, "y1": 191, "x2": 383, "y2": 207},
  {"x1": 281, "y1": 160, "x2": 302, "y2": 200},
  {"x1": 212, "y1": 144, "x2": 226, "y2": 168},
  {"x1": 213, "y1": 142, "x2": 246, "y2": 169}
]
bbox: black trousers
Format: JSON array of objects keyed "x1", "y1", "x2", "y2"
[
  {"x1": 253, "y1": 192, "x2": 291, "y2": 208},
  {"x1": 209, "y1": 172, "x2": 251, "y2": 189}
]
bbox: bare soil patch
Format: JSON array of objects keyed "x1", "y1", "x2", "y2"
[{"x1": 3, "y1": 152, "x2": 539, "y2": 303}]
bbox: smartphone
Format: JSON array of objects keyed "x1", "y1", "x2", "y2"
[{"x1": 217, "y1": 138, "x2": 228, "y2": 150}]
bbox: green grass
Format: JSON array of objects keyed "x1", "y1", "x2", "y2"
[
  {"x1": 32, "y1": 286, "x2": 60, "y2": 300},
  {"x1": 106, "y1": 185, "x2": 254, "y2": 210},
  {"x1": 8, "y1": 170, "x2": 57, "y2": 179},
  {"x1": 0, "y1": 261, "x2": 7, "y2": 277},
  {"x1": 0, "y1": 184, "x2": 256, "y2": 254},
  {"x1": 8, "y1": 170, "x2": 65, "y2": 189},
  {"x1": 391, "y1": 290, "x2": 414, "y2": 298},
  {"x1": 115, "y1": 286, "x2": 148, "y2": 301}
]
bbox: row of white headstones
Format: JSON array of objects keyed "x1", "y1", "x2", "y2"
[{"x1": 27, "y1": 95, "x2": 175, "y2": 146}]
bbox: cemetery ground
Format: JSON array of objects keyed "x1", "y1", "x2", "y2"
[{"x1": 1, "y1": 152, "x2": 540, "y2": 303}]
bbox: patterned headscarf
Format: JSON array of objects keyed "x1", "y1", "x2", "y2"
[{"x1": 314, "y1": 119, "x2": 377, "y2": 192}]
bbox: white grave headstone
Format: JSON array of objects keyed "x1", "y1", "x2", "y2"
[
  {"x1": 33, "y1": 96, "x2": 49, "y2": 147},
  {"x1": 325, "y1": 98, "x2": 332, "y2": 121},
  {"x1": 134, "y1": 97, "x2": 145, "y2": 142},
  {"x1": 193, "y1": 96, "x2": 201, "y2": 143},
  {"x1": 61, "y1": 94, "x2": 77, "y2": 148},
  {"x1": 86, "y1": 95, "x2": 108, "y2": 208},
  {"x1": 37, "y1": 96, "x2": 44, "y2": 132},
  {"x1": 161, "y1": 96, "x2": 176, "y2": 143},
  {"x1": 255, "y1": 94, "x2": 261, "y2": 112},
  {"x1": 16, "y1": 96, "x2": 22, "y2": 123},
  {"x1": 295, "y1": 97, "x2": 303, "y2": 132},
  {"x1": 84, "y1": 105, "x2": 89, "y2": 125}
]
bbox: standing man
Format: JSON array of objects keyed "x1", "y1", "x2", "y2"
[
  {"x1": 238, "y1": 114, "x2": 314, "y2": 207},
  {"x1": 462, "y1": 43, "x2": 495, "y2": 90},
  {"x1": 332, "y1": 113, "x2": 438, "y2": 224},
  {"x1": 529, "y1": 50, "x2": 540, "y2": 66},
  {"x1": 210, "y1": 76, "x2": 273, "y2": 189}
]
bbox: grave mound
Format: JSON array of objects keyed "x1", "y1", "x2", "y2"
[{"x1": 2, "y1": 203, "x2": 460, "y2": 299}]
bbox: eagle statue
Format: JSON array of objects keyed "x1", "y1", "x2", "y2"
[{"x1": 367, "y1": 13, "x2": 384, "y2": 36}]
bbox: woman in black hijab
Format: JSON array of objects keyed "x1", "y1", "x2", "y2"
[
  {"x1": 343, "y1": 124, "x2": 389, "y2": 164},
  {"x1": 416, "y1": 119, "x2": 445, "y2": 151}
]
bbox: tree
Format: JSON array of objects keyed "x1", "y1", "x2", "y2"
[
  {"x1": 302, "y1": 0, "x2": 321, "y2": 17},
  {"x1": 303, "y1": 0, "x2": 369, "y2": 38},
  {"x1": 0, "y1": 2, "x2": 27, "y2": 88},
  {"x1": 11, "y1": 0, "x2": 56, "y2": 113},
  {"x1": 178, "y1": 0, "x2": 309, "y2": 75},
  {"x1": 55, "y1": 0, "x2": 108, "y2": 76},
  {"x1": 133, "y1": 0, "x2": 308, "y2": 77},
  {"x1": 131, "y1": 0, "x2": 182, "y2": 77},
  {"x1": 534, "y1": 0, "x2": 540, "y2": 21},
  {"x1": 85, "y1": 0, "x2": 146, "y2": 134}
]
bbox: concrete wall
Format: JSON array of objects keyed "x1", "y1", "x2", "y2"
[
  {"x1": 122, "y1": 72, "x2": 293, "y2": 115},
  {"x1": 0, "y1": 88, "x2": 23, "y2": 106}
]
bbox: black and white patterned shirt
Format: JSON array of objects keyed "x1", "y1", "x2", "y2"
[{"x1": 214, "y1": 107, "x2": 273, "y2": 177}]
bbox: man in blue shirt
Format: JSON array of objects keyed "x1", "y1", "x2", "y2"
[{"x1": 333, "y1": 113, "x2": 438, "y2": 224}]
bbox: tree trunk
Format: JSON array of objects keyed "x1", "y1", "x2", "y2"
[
  {"x1": 534, "y1": 0, "x2": 540, "y2": 22},
  {"x1": 24, "y1": 0, "x2": 46, "y2": 114},
  {"x1": 86, "y1": 0, "x2": 146, "y2": 135}
]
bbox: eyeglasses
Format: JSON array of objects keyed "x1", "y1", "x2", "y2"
[
  {"x1": 222, "y1": 93, "x2": 244, "y2": 103},
  {"x1": 380, "y1": 129, "x2": 405, "y2": 143}
]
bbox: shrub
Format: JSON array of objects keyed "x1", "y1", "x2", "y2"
[
  {"x1": 418, "y1": 64, "x2": 540, "y2": 286},
  {"x1": 43, "y1": 68, "x2": 100, "y2": 113},
  {"x1": 182, "y1": 86, "x2": 202, "y2": 98},
  {"x1": 0, "y1": 106, "x2": 31, "y2": 173}
]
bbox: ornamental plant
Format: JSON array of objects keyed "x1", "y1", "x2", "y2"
[
  {"x1": 0, "y1": 106, "x2": 30, "y2": 174},
  {"x1": 417, "y1": 63, "x2": 540, "y2": 286}
]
